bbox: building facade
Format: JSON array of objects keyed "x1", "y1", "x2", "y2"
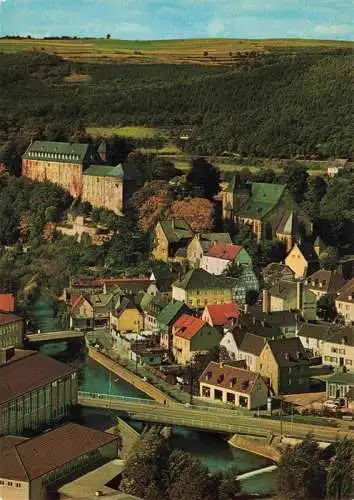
[
  {"x1": 335, "y1": 278, "x2": 354, "y2": 325},
  {"x1": 0, "y1": 348, "x2": 78, "y2": 436},
  {"x1": 200, "y1": 243, "x2": 252, "y2": 275},
  {"x1": 186, "y1": 233, "x2": 231, "y2": 267},
  {"x1": 0, "y1": 312, "x2": 24, "y2": 348}
]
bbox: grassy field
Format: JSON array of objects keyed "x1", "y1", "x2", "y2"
[
  {"x1": 0, "y1": 37, "x2": 352, "y2": 64},
  {"x1": 86, "y1": 125, "x2": 167, "y2": 139}
]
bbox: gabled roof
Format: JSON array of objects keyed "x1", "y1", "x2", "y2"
[
  {"x1": 245, "y1": 307, "x2": 299, "y2": 328},
  {"x1": 114, "y1": 297, "x2": 141, "y2": 318},
  {"x1": 306, "y1": 270, "x2": 346, "y2": 294},
  {"x1": 23, "y1": 141, "x2": 91, "y2": 164},
  {"x1": 159, "y1": 219, "x2": 193, "y2": 244},
  {"x1": 0, "y1": 350, "x2": 75, "y2": 406},
  {"x1": 266, "y1": 337, "x2": 310, "y2": 367},
  {"x1": 293, "y1": 241, "x2": 319, "y2": 264},
  {"x1": 0, "y1": 423, "x2": 118, "y2": 481},
  {"x1": 0, "y1": 293, "x2": 15, "y2": 312},
  {"x1": 71, "y1": 293, "x2": 91, "y2": 309},
  {"x1": 199, "y1": 361, "x2": 264, "y2": 394},
  {"x1": 0, "y1": 311, "x2": 23, "y2": 326},
  {"x1": 204, "y1": 303, "x2": 239, "y2": 327},
  {"x1": 336, "y1": 277, "x2": 354, "y2": 304},
  {"x1": 298, "y1": 323, "x2": 354, "y2": 346},
  {"x1": 237, "y1": 183, "x2": 286, "y2": 220},
  {"x1": 239, "y1": 332, "x2": 266, "y2": 356},
  {"x1": 173, "y1": 314, "x2": 207, "y2": 340},
  {"x1": 157, "y1": 300, "x2": 190, "y2": 327},
  {"x1": 140, "y1": 292, "x2": 168, "y2": 317},
  {"x1": 173, "y1": 268, "x2": 231, "y2": 291},
  {"x1": 205, "y1": 243, "x2": 243, "y2": 261},
  {"x1": 263, "y1": 263, "x2": 295, "y2": 288},
  {"x1": 83, "y1": 163, "x2": 140, "y2": 181}
]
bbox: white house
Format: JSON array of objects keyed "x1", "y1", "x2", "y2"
[{"x1": 201, "y1": 243, "x2": 252, "y2": 275}]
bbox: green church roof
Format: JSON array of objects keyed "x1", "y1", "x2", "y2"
[
  {"x1": 83, "y1": 163, "x2": 140, "y2": 180},
  {"x1": 159, "y1": 220, "x2": 193, "y2": 243},
  {"x1": 173, "y1": 268, "x2": 231, "y2": 291},
  {"x1": 23, "y1": 141, "x2": 91, "y2": 164},
  {"x1": 237, "y1": 183, "x2": 286, "y2": 220}
]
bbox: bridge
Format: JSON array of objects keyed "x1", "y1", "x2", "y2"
[
  {"x1": 78, "y1": 392, "x2": 354, "y2": 443},
  {"x1": 26, "y1": 331, "x2": 85, "y2": 343}
]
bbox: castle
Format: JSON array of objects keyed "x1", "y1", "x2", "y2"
[{"x1": 22, "y1": 141, "x2": 139, "y2": 214}]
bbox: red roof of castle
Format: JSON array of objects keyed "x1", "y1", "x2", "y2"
[
  {"x1": 173, "y1": 314, "x2": 206, "y2": 340},
  {"x1": 204, "y1": 303, "x2": 239, "y2": 326},
  {"x1": 206, "y1": 243, "x2": 242, "y2": 261}
]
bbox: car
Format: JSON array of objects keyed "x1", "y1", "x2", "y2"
[{"x1": 323, "y1": 399, "x2": 340, "y2": 410}]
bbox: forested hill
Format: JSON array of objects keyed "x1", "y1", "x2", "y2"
[{"x1": 0, "y1": 48, "x2": 353, "y2": 158}]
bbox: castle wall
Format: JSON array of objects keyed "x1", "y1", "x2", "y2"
[
  {"x1": 82, "y1": 176, "x2": 123, "y2": 214},
  {"x1": 22, "y1": 159, "x2": 83, "y2": 198}
]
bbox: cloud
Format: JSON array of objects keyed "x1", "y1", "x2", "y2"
[
  {"x1": 207, "y1": 18, "x2": 225, "y2": 37},
  {"x1": 314, "y1": 24, "x2": 352, "y2": 36}
]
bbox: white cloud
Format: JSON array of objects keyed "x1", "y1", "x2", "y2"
[
  {"x1": 207, "y1": 18, "x2": 225, "y2": 36},
  {"x1": 313, "y1": 24, "x2": 352, "y2": 36}
]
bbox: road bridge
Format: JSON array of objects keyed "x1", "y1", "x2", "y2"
[
  {"x1": 26, "y1": 331, "x2": 85, "y2": 342},
  {"x1": 78, "y1": 392, "x2": 354, "y2": 443}
]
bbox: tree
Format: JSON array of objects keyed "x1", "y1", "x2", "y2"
[
  {"x1": 170, "y1": 198, "x2": 214, "y2": 232},
  {"x1": 217, "y1": 466, "x2": 241, "y2": 500},
  {"x1": 106, "y1": 33, "x2": 111, "y2": 39},
  {"x1": 168, "y1": 449, "x2": 217, "y2": 500},
  {"x1": 283, "y1": 164, "x2": 309, "y2": 203},
  {"x1": 319, "y1": 246, "x2": 339, "y2": 271},
  {"x1": 277, "y1": 436, "x2": 326, "y2": 500},
  {"x1": 302, "y1": 176, "x2": 328, "y2": 217},
  {"x1": 317, "y1": 294, "x2": 337, "y2": 322},
  {"x1": 186, "y1": 158, "x2": 221, "y2": 200},
  {"x1": 326, "y1": 438, "x2": 354, "y2": 500}
]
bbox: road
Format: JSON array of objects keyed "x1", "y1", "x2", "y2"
[
  {"x1": 78, "y1": 395, "x2": 354, "y2": 443},
  {"x1": 26, "y1": 331, "x2": 85, "y2": 342}
]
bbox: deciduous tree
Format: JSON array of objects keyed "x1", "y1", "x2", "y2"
[{"x1": 170, "y1": 197, "x2": 213, "y2": 232}]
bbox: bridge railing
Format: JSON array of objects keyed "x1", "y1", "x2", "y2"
[{"x1": 78, "y1": 391, "x2": 158, "y2": 406}]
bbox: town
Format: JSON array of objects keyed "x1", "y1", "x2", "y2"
[{"x1": 0, "y1": 132, "x2": 353, "y2": 500}]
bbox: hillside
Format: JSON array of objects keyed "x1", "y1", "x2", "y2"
[
  {"x1": 0, "y1": 37, "x2": 353, "y2": 64},
  {"x1": 0, "y1": 41, "x2": 353, "y2": 158}
]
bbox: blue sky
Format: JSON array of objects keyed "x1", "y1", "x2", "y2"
[{"x1": 0, "y1": 0, "x2": 353, "y2": 40}]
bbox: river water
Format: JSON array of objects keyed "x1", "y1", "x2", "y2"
[{"x1": 34, "y1": 298, "x2": 276, "y2": 496}]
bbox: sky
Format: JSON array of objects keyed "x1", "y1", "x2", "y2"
[{"x1": 0, "y1": 0, "x2": 353, "y2": 40}]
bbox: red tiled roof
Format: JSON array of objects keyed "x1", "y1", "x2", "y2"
[
  {"x1": 0, "y1": 294, "x2": 15, "y2": 312},
  {"x1": 204, "y1": 303, "x2": 239, "y2": 326},
  {"x1": 173, "y1": 314, "x2": 206, "y2": 340},
  {"x1": 0, "y1": 350, "x2": 75, "y2": 405},
  {"x1": 336, "y1": 277, "x2": 354, "y2": 304},
  {"x1": 0, "y1": 311, "x2": 23, "y2": 326},
  {"x1": 0, "y1": 424, "x2": 118, "y2": 481},
  {"x1": 205, "y1": 243, "x2": 242, "y2": 261},
  {"x1": 307, "y1": 270, "x2": 346, "y2": 294},
  {"x1": 199, "y1": 361, "x2": 263, "y2": 394}
]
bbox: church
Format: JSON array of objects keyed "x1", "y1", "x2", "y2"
[{"x1": 222, "y1": 174, "x2": 312, "y2": 251}]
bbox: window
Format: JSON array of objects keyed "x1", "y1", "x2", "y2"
[
  {"x1": 8, "y1": 481, "x2": 13, "y2": 486},
  {"x1": 0, "y1": 480, "x2": 4, "y2": 485},
  {"x1": 288, "y1": 378, "x2": 292, "y2": 385},
  {"x1": 16, "y1": 482, "x2": 21, "y2": 488},
  {"x1": 331, "y1": 347, "x2": 338, "y2": 353}
]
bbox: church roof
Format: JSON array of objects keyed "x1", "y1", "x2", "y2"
[
  {"x1": 159, "y1": 220, "x2": 193, "y2": 243},
  {"x1": 237, "y1": 183, "x2": 286, "y2": 220},
  {"x1": 83, "y1": 163, "x2": 139, "y2": 180}
]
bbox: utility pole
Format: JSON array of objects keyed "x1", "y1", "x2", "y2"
[
  {"x1": 280, "y1": 396, "x2": 283, "y2": 437},
  {"x1": 189, "y1": 361, "x2": 194, "y2": 405}
]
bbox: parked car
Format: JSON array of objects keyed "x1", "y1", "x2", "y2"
[{"x1": 323, "y1": 399, "x2": 340, "y2": 410}]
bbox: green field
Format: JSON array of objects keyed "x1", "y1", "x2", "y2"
[
  {"x1": 0, "y1": 37, "x2": 352, "y2": 64},
  {"x1": 86, "y1": 125, "x2": 167, "y2": 139}
]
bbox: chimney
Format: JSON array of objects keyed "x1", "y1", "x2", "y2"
[
  {"x1": 171, "y1": 219, "x2": 175, "y2": 229},
  {"x1": 0, "y1": 346, "x2": 15, "y2": 365},
  {"x1": 297, "y1": 281, "x2": 303, "y2": 311},
  {"x1": 262, "y1": 289, "x2": 270, "y2": 314}
]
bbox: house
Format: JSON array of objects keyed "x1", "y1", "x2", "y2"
[
  {"x1": 297, "y1": 324, "x2": 354, "y2": 370},
  {"x1": 222, "y1": 177, "x2": 312, "y2": 249},
  {"x1": 172, "y1": 268, "x2": 234, "y2": 310},
  {"x1": 110, "y1": 297, "x2": 144, "y2": 334},
  {"x1": 140, "y1": 292, "x2": 169, "y2": 331},
  {"x1": 113, "y1": 330, "x2": 163, "y2": 364},
  {"x1": 0, "y1": 423, "x2": 119, "y2": 500},
  {"x1": 0, "y1": 312, "x2": 24, "y2": 348},
  {"x1": 285, "y1": 241, "x2": 319, "y2": 279},
  {"x1": 199, "y1": 362, "x2": 268, "y2": 410},
  {"x1": 305, "y1": 270, "x2": 346, "y2": 300},
  {"x1": 70, "y1": 292, "x2": 116, "y2": 329},
  {"x1": 200, "y1": 243, "x2": 252, "y2": 275},
  {"x1": 266, "y1": 280, "x2": 317, "y2": 321},
  {"x1": 156, "y1": 300, "x2": 191, "y2": 351},
  {"x1": 0, "y1": 294, "x2": 15, "y2": 312},
  {"x1": 152, "y1": 219, "x2": 194, "y2": 262},
  {"x1": 326, "y1": 372, "x2": 354, "y2": 408},
  {"x1": 327, "y1": 158, "x2": 348, "y2": 177},
  {"x1": 248, "y1": 303, "x2": 300, "y2": 336},
  {"x1": 202, "y1": 303, "x2": 239, "y2": 332},
  {"x1": 22, "y1": 141, "x2": 139, "y2": 214},
  {"x1": 258, "y1": 337, "x2": 311, "y2": 395},
  {"x1": 337, "y1": 254, "x2": 354, "y2": 280},
  {"x1": 187, "y1": 233, "x2": 232, "y2": 267},
  {"x1": 223, "y1": 267, "x2": 259, "y2": 306},
  {"x1": 0, "y1": 347, "x2": 77, "y2": 436},
  {"x1": 172, "y1": 314, "x2": 222, "y2": 365},
  {"x1": 103, "y1": 277, "x2": 152, "y2": 297},
  {"x1": 149, "y1": 267, "x2": 174, "y2": 297},
  {"x1": 335, "y1": 277, "x2": 354, "y2": 325},
  {"x1": 262, "y1": 263, "x2": 295, "y2": 289}
]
